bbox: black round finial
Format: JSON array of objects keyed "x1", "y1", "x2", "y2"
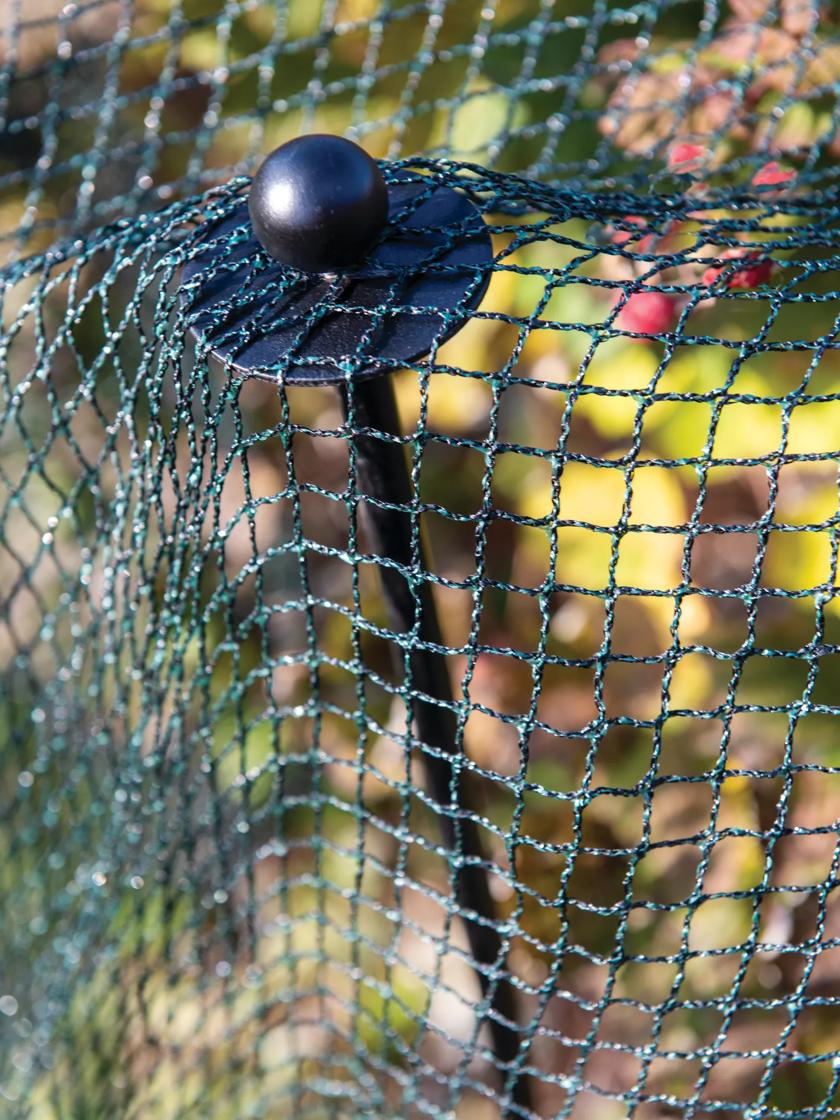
[
  {"x1": 247, "y1": 134, "x2": 388, "y2": 274},
  {"x1": 183, "y1": 170, "x2": 493, "y2": 384}
]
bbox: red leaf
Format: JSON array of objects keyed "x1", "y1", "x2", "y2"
[
  {"x1": 752, "y1": 160, "x2": 796, "y2": 188},
  {"x1": 668, "y1": 143, "x2": 707, "y2": 173}
]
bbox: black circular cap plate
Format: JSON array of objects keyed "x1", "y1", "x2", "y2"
[{"x1": 180, "y1": 177, "x2": 493, "y2": 385}]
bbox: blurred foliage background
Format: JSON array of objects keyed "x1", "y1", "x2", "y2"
[{"x1": 1, "y1": 1, "x2": 839, "y2": 1118}]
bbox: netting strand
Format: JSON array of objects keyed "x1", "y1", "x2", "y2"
[{"x1": 1, "y1": 2, "x2": 839, "y2": 1119}]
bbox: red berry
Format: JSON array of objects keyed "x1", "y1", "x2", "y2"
[
  {"x1": 615, "y1": 290, "x2": 679, "y2": 335},
  {"x1": 607, "y1": 216, "x2": 656, "y2": 256},
  {"x1": 702, "y1": 248, "x2": 774, "y2": 290}
]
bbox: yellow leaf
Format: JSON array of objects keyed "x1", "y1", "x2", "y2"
[
  {"x1": 628, "y1": 465, "x2": 689, "y2": 527},
  {"x1": 615, "y1": 531, "x2": 684, "y2": 592},
  {"x1": 555, "y1": 526, "x2": 613, "y2": 590},
  {"x1": 576, "y1": 393, "x2": 640, "y2": 444},
  {"x1": 179, "y1": 27, "x2": 220, "y2": 72},
  {"x1": 450, "y1": 83, "x2": 526, "y2": 156},
  {"x1": 669, "y1": 652, "x2": 716, "y2": 710},
  {"x1": 764, "y1": 530, "x2": 833, "y2": 592},
  {"x1": 558, "y1": 463, "x2": 626, "y2": 526},
  {"x1": 689, "y1": 896, "x2": 752, "y2": 951},
  {"x1": 713, "y1": 402, "x2": 783, "y2": 458},
  {"x1": 586, "y1": 337, "x2": 660, "y2": 390},
  {"x1": 426, "y1": 373, "x2": 491, "y2": 433},
  {"x1": 642, "y1": 400, "x2": 712, "y2": 460},
  {"x1": 657, "y1": 345, "x2": 732, "y2": 395},
  {"x1": 787, "y1": 401, "x2": 840, "y2": 456}
]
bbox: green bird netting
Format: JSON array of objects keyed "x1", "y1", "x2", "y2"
[{"x1": 2, "y1": 1, "x2": 840, "y2": 1118}]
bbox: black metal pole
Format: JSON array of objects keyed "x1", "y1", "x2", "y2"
[
  {"x1": 340, "y1": 375, "x2": 533, "y2": 1116},
  {"x1": 185, "y1": 133, "x2": 522, "y2": 1111}
]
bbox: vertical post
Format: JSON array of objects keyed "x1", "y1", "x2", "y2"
[
  {"x1": 340, "y1": 375, "x2": 532, "y2": 1116},
  {"x1": 185, "y1": 132, "x2": 520, "y2": 1111}
]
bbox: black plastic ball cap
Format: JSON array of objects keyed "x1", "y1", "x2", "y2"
[
  {"x1": 248, "y1": 134, "x2": 389, "y2": 273},
  {"x1": 181, "y1": 141, "x2": 494, "y2": 385}
]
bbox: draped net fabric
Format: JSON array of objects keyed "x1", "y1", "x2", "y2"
[{"x1": 1, "y1": 1, "x2": 839, "y2": 1118}]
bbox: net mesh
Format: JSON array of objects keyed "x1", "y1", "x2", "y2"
[{"x1": 2, "y1": 2, "x2": 840, "y2": 1118}]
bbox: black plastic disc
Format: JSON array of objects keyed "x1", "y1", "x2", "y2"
[{"x1": 180, "y1": 177, "x2": 493, "y2": 385}]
